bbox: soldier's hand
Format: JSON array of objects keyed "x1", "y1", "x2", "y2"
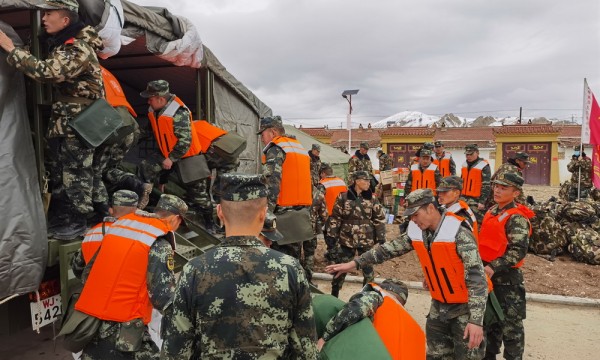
[
  {"x1": 463, "y1": 323, "x2": 484, "y2": 349},
  {"x1": 477, "y1": 203, "x2": 486, "y2": 211},
  {"x1": 325, "y1": 261, "x2": 356, "y2": 278},
  {"x1": 317, "y1": 338, "x2": 326, "y2": 352},
  {"x1": 0, "y1": 30, "x2": 16, "y2": 52},
  {"x1": 484, "y1": 265, "x2": 495, "y2": 278},
  {"x1": 162, "y1": 157, "x2": 174, "y2": 170}
]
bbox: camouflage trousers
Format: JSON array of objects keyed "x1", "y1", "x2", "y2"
[
  {"x1": 426, "y1": 305, "x2": 486, "y2": 360},
  {"x1": 483, "y1": 284, "x2": 526, "y2": 360},
  {"x1": 47, "y1": 136, "x2": 94, "y2": 215},
  {"x1": 271, "y1": 242, "x2": 303, "y2": 260},
  {"x1": 103, "y1": 130, "x2": 140, "y2": 187},
  {"x1": 81, "y1": 321, "x2": 158, "y2": 360},
  {"x1": 331, "y1": 245, "x2": 374, "y2": 296},
  {"x1": 301, "y1": 236, "x2": 317, "y2": 281}
]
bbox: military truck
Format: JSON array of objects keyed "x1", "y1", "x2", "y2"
[{"x1": 0, "y1": 0, "x2": 272, "y2": 336}]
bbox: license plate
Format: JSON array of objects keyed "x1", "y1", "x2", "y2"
[{"x1": 30, "y1": 294, "x2": 62, "y2": 329}]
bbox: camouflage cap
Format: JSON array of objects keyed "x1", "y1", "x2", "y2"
[
  {"x1": 403, "y1": 189, "x2": 436, "y2": 217},
  {"x1": 379, "y1": 279, "x2": 408, "y2": 304},
  {"x1": 140, "y1": 80, "x2": 170, "y2": 98},
  {"x1": 156, "y1": 194, "x2": 188, "y2": 216},
  {"x1": 218, "y1": 173, "x2": 269, "y2": 201},
  {"x1": 423, "y1": 142, "x2": 434, "y2": 150},
  {"x1": 260, "y1": 214, "x2": 284, "y2": 243},
  {"x1": 359, "y1": 142, "x2": 369, "y2": 149},
  {"x1": 111, "y1": 190, "x2": 139, "y2": 207},
  {"x1": 257, "y1": 116, "x2": 283, "y2": 134},
  {"x1": 434, "y1": 140, "x2": 444, "y2": 147},
  {"x1": 311, "y1": 143, "x2": 321, "y2": 151},
  {"x1": 320, "y1": 162, "x2": 332, "y2": 173},
  {"x1": 420, "y1": 148, "x2": 433, "y2": 157},
  {"x1": 492, "y1": 171, "x2": 524, "y2": 190},
  {"x1": 352, "y1": 170, "x2": 370, "y2": 181},
  {"x1": 437, "y1": 176, "x2": 463, "y2": 192},
  {"x1": 36, "y1": 0, "x2": 79, "y2": 12},
  {"x1": 464, "y1": 143, "x2": 479, "y2": 154},
  {"x1": 514, "y1": 151, "x2": 530, "y2": 163}
]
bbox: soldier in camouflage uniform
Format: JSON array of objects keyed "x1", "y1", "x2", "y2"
[
  {"x1": 325, "y1": 171, "x2": 386, "y2": 297},
  {"x1": 79, "y1": 194, "x2": 187, "y2": 360},
  {"x1": 309, "y1": 143, "x2": 322, "y2": 187},
  {"x1": 347, "y1": 142, "x2": 374, "y2": 184},
  {"x1": 404, "y1": 148, "x2": 442, "y2": 197},
  {"x1": 317, "y1": 279, "x2": 408, "y2": 351},
  {"x1": 326, "y1": 189, "x2": 488, "y2": 359},
  {"x1": 566, "y1": 147, "x2": 593, "y2": 200},
  {"x1": 71, "y1": 190, "x2": 139, "y2": 280},
  {"x1": 479, "y1": 172, "x2": 532, "y2": 360},
  {"x1": 488, "y1": 152, "x2": 529, "y2": 206},
  {"x1": 460, "y1": 144, "x2": 491, "y2": 224},
  {"x1": 0, "y1": 0, "x2": 105, "y2": 240},
  {"x1": 161, "y1": 174, "x2": 318, "y2": 359},
  {"x1": 377, "y1": 149, "x2": 394, "y2": 171}
]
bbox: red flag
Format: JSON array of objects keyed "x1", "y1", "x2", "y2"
[
  {"x1": 581, "y1": 79, "x2": 600, "y2": 144},
  {"x1": 593, "y1": 145, "x2": 600, "y2": 188}
]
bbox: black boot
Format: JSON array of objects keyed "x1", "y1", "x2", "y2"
[
  {"x1": 53, "y1": 210, "x2": 87, "y2": 241},
  {"x1": 331, "y1": 285, "x2": 340, "y2": 298},
  {"x1": 202, "y1": 211, "x2": 216, "y2": 234}
]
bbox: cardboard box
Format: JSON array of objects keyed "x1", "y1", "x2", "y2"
[{"x1": 380, "y1": 170, "x2": 395, "y2": 185}]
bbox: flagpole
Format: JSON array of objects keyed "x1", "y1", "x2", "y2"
[{"x1": 579, "y1": 78, "x2": 587, "y2": 200}]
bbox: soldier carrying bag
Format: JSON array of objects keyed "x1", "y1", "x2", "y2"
[
  {"x1": 65, "y1": 97, "x2": 124, "y2": 148},
  {"x1": 176, "y1": 154, "x2": 211, "y2": 184}
]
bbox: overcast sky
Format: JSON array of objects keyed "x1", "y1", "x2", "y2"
[{"x1": 137, "y1": 0, "x2": 600, "y2": 128}]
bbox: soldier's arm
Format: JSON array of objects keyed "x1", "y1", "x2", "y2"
[
  {"x1": 371, "y1": 199, "x2": 387, "y2": 243},
  {"x1": 147, "y1": 238, "x2": 176, "y2": 312},
  {"x1": 478, "y1": 164, "x2": 492, "y2": 204},
  {"x1": 168, "y1": 108, "x2": 193, "y2": 161},
  {"x1": 289, "y1": 265, "x2": 318, "y2": 359},
  {"x1": 489, "y1": 214, "x2": 530, "y2": 272},
  {"x1": 160, "y1": 262, "x2": 199, "y2": 360},
  {"x1": 455, "y1": 227, "x2": 487, "y2": 326},
  {"x1": 450, "y1": 157, "x2": 456, "y2": 176},
  {"x1": 7, "y1": 42, "x2": 91, "y2": 83},
  {"x1": 71, "y1": 249, "x2": 86, "y2": 280},
  {"x1": 434, "y1": 167, "x2": 442, "y2": 187},
  {"x1": 322, "y1": 292, "x2": 383, "y2": 341},
  {"x1": 317, "y1": 192, "x2": 329, "y2": 230},
  {"x1": 324, "y1": 195, "x2": 344, "y2": 247},
  {"x1": 263, "y1": 145, "x2": 285, "y2": 212},
  {"x1": 355, "y1": 232, "x2": 413, "y2": 269},
  {"x1": 566, "y1": 159, "x2": 577, "y2": 172},
  {"x1": 347, "y1": 158, "x2": 357, "y2": 183}
]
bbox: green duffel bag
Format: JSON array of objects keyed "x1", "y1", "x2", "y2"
[
  {"x1": 312, "y1": 294, "x2": 392, "y2": 360},
  {"x1": 275, "y1": 207, "x2": 314, "y2": 245},
  {"x1": 68, "y1": 98, "x2": 124, "y2": 148},
  {"x1": 212, "y1": 131, "x2": 247, "y2": 163},
  {"x1": 56, "y1": 292, "x2": 101, "y2": 352}
]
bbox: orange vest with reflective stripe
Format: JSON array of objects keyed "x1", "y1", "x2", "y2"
[
  {"x1": 81, "y1": 221, "x2": 114, "y2": 263},
  {"x1": 447, "y1": 200, "x2": 479, "y2": 239},
  {"x1": 100, "y1": 66, "x2": 136, "y2": 117},
  {"x1": 433, "y1": 152, "x2": 452, "y2": 177},
  {"x1": 369, "y1": 283, "x2": 426, "y2": 360},
  {"x1": 193, "y1": 120, "x2": 228, "y2": 153},
  {"x1": 461, "y1": 159, "x2": 489, "y2": 198},
  {"x1": 147, "y1": 96, "x2": 202, "y2": 159},
  {"x1": 410, "y1": 163, "x2": 438, "y2": 195},
  {"x1": 320, "y1": 177, "x2": 347, "y2": 215},
  {"x1": 479, "y1": 205, "x2": 532, "y2": 268},
  {"x1": 409, "y1": 213, "x2": 469, "y2": 303},
  {"x1": 75, "y1": 213, "x2": 170, "y2": 324},
  {"x1": 263, "y1": 136, "x2": 312, "y2": 206}
]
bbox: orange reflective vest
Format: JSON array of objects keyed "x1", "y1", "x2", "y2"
[
  {"x1": 81, "y1": 221, "x2": 114, "y2": 263},
  {"x1": 410, "y1": 163, "x2": 438, "y2": 195},
  {"x1": 320, "y1": 177, "x2": 347, "y2": 215},
  {"x1": 461, "y1": 159, "x2": 489, "y2": 198},
  {"x1": 262, "y1": 136, "x2": 312, "y2": 206},
  {"x1": 100, "y1": 66, "x2": 136, "y2": 117},
  {"x1": 479, "y1": 204, "x2": 533, "y2": 268},
  {"x1": 370, "y1": 283, "x2": 426, "y2": 360},
  {"x1": 75, "y1": 213, "x2": 170, "y2": 324},
  {"x1": 147, "y1": 96, "x2": 202, "y2": 159},
  {"x1": 409, "y1": 213, "x2": 469, "y2": 303},
  {"x1": 446, "y1": 200, "x2": 479, "y2": 239},
  {"x1": 433, "y1": 152, "x2": 453, "y2": 177},
  {"x1": 193, "y1": 120, "x2": 228, "y2": 153}
]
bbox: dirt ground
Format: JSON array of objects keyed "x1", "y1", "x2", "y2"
[{"x1": 314, "y1": 185, "x2": 600, "y2": 299}]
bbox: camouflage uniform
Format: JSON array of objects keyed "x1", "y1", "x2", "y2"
[
  {"x1": 325, "y1": 171, "x2": 386, "y2": 296},
  {"x1": 378, "y1": 151, "x2": 394, "y2": 171},
  {"x1": 460, "y1": 145, "x2": 491, "y2": 224},
  {"x1": 566, "y1": 156, "x2": 593, "y2": 200},
  {"x1": 321, "y1": 280, "x2": 408, "y2": 342},
  {"x1": 529, "y1": 198, "x2": 569, "y2": 256},
  {"x1": 490, "y1": 159, "x2": 526, "y2": 205},
  {"x1": 81, "y1": 194, "x2": 186, "y2": 360},
  {"x1": 305, "y1": 186, "x2": 328, "y2": 282},
  {"x1": 160, "y1": 174, "x2": 318, "y2": 359},
  {"x1": 404, "y1": 149, "x2": 442, "y2": 197},
  {"x1": 7, "y1": 23, "x2": 105, "y2": 217},
  {"x1": 481, "y1": 196, "x2": 530, "y2": 360},
  {"x1": 355, "y1": 190, "x2": 487, "y2": 359},
  {"x1": 309, "y1": 144, "x2": 322, "y2": 187},
  {"x1": 347, "y1": 143, "x2": 374, "y2": 184}
]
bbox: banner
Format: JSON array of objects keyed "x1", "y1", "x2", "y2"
[
  {"x1": 581, "y1": 79, "x2": 600, "y2": 144},
  {"x1": 593, "y1": 145, "x2": 600, "y2": 188}
]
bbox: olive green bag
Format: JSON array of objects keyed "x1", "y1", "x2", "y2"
[
  {"x1": 68, "y1": 98, "x2": 124, "y2": 148},
  {"x1": 212, "y1": 132, "x2": 247, "y2": 163},
  {"x1": 56, "y1": 292, "x2": 101, "y2": 352},
  {"x1": 275, "y1": 207, "x2": 314, "y2": 245}
]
